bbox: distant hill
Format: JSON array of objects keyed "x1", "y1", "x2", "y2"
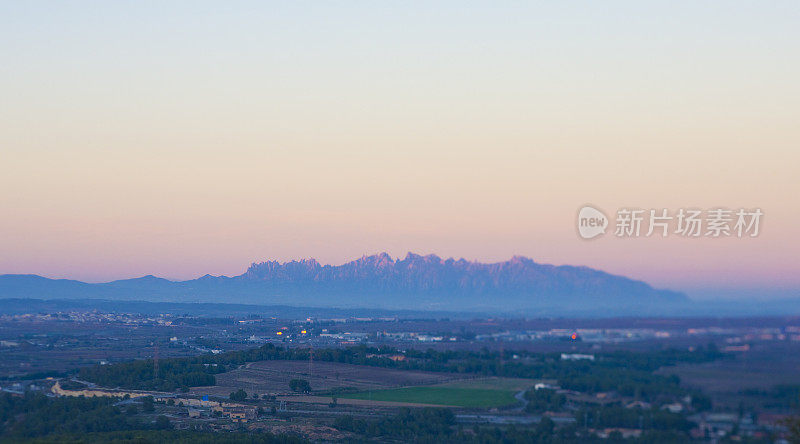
[{"x1": 0, "y1": 253, "x2": 688, "y2": 315}]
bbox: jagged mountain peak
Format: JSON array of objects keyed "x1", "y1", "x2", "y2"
[
  {"x1": 359, "y1": 252, "x2": 394, "y2": 263},
  {"x1": 231, "y1": 253, "x2": 683, "y2": 305},
  {"x1": 0, "y1": 253, "x2": 688, "y2": 314}
]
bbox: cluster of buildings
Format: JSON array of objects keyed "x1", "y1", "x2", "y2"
[
  {"x1": 0, "y1": 311, "x2": 176, "y2": 326},
  {"x1": 474, "y1": 328, "x2": 674, "y2": 343},
  {"x1": 687, "y1": 412, "x2": 790, "y2": 440},
  {"x1": 179, "y1": 400, "x2": 257, "y2": 423},
  {"x1": 154, "y1": 395, "x2": 258, "y2": 423}
]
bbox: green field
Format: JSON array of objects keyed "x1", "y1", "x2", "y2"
[{"x1": 338, "y1": 378, "x2": 534, "y2": 408}]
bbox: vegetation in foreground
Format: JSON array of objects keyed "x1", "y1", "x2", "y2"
[
  {"x1": 0, "y1": 392, "x2": 166, "y2": 441},
  {"x1": 333, "y1": 407, "x2": 698, "y2": 444},
  {"x1": 0, "y1": 392, "x2": 305, "y2": 444},
  {"x1": 11, "y1": 430, "x2": 305, "y2": 444}
]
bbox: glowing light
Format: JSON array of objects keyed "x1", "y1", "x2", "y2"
[
  {"x1": 301, "y1": 330, "x2": 307, "y2": 334},
  {"x1": 276, "y1": 331, "x2": 283, "y2": 335},
  {"x1": 571, "y1": 333, "x2": 578, "y2": 340}
]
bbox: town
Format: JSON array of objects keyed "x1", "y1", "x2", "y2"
[{"x1": 2, "y1": 303, "x2": 800, "y2": 442}]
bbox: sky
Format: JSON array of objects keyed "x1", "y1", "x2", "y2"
[{"x1": 1, "y1": 2, "x2": 798, "y2": 299}]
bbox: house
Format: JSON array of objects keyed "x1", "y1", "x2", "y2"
[
  {"x1": 661, "y1": 402, "x2": 684, "y2": 414},
  {"x1": 592, "y1": 428, "x2": 642, "y2": 439},
  {"x1": 625, "y1": 400, "x2": 651, "y2": 409},
  {"x1": 723, "y1": 344, "x2": 750, "y2": 352},
  {"x1": 221, "y1": 405, "x2": 257, "y2": 423},
  {"x1": 757, "y1": 413, "x2": 791, "y2": 431}
]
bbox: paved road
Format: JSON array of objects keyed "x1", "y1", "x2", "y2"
[{"x1": 511, "y1": 389, "x2": 528, "y2": 412}]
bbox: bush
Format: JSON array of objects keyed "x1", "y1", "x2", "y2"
[
  {"x1": 289, "y1": 379, "x2": 311, "y2": 393},
  {"x1": 154, "y1": 415, "x2": 172, "y2": 430}
]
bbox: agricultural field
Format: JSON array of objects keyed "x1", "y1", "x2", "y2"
[
  {"x1": 338, "y1": 377, "x2": 535, "y2": 408},
  {"x1": 658, "y1": 342, "x2": 800, "y2": 392},
  {"x1": 189, "y1": 360, "x2": 468, "y2": 399},
  {"x1": 657, "y1": 342, "x2": 800, "y2": 410}
]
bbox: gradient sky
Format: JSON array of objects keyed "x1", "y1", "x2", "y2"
[{"x1": 1, "y1": 2, "x2": 798, "y2": 299}]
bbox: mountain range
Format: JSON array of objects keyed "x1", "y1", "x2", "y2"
[{"x1": 0, "y1": 253, "x2": 689, "y2": 315}]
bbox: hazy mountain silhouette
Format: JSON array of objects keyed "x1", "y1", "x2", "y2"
[{"x1": 0, "y1": 253, "x2": 688, "y2": 315}]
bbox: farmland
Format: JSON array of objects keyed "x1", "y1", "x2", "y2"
[
  {"x1": 4, "y1": 310, "x2": 800, "y2": 442},
  {"x1": 339, "y1": 377, "x2": 534, "y2": 408},
  {"x1": 188, "y1": 360, "x2": 468, "y2": 399}
]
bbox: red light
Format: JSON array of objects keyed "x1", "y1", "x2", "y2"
[{"x1": 571, "y1": 333, "x2": 577, "y2": 340}]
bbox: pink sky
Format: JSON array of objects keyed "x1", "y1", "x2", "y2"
[{"x1": 1, "y1": 2, "x2": 798, "y2": 298}]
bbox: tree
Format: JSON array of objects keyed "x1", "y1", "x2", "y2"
[
  {"x1": 783, "y1": 416, "x2": 800, "y2": 444},
  {"x1": 289, "y1": 379, "x2": 311, "y2": 393},
  {"x1": 142, "y1": 396, "x2": 155, "y2": 413},
  {"x1": 229, "y1": 389, "x2": 248, "y2": 402},
  {"x1": 154, "y1": 415, "x2": 172, "y2": 430}
]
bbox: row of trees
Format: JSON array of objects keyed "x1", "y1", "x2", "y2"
[
  {"x1": 574, "y1": 406, "x2": 693, "y2": 431},
  {"x1": 525, "y1": 388, "x2": 566, "y2": 413},
  {"x1": 334, "y1": 407, "x2": 456, "y2": 440},
  {"x1": 333, "y1": 408, "x2": 696, "y2": 443},
  {"x1": 78, "y1": 358, "x2": 219, "y2": 391}
]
